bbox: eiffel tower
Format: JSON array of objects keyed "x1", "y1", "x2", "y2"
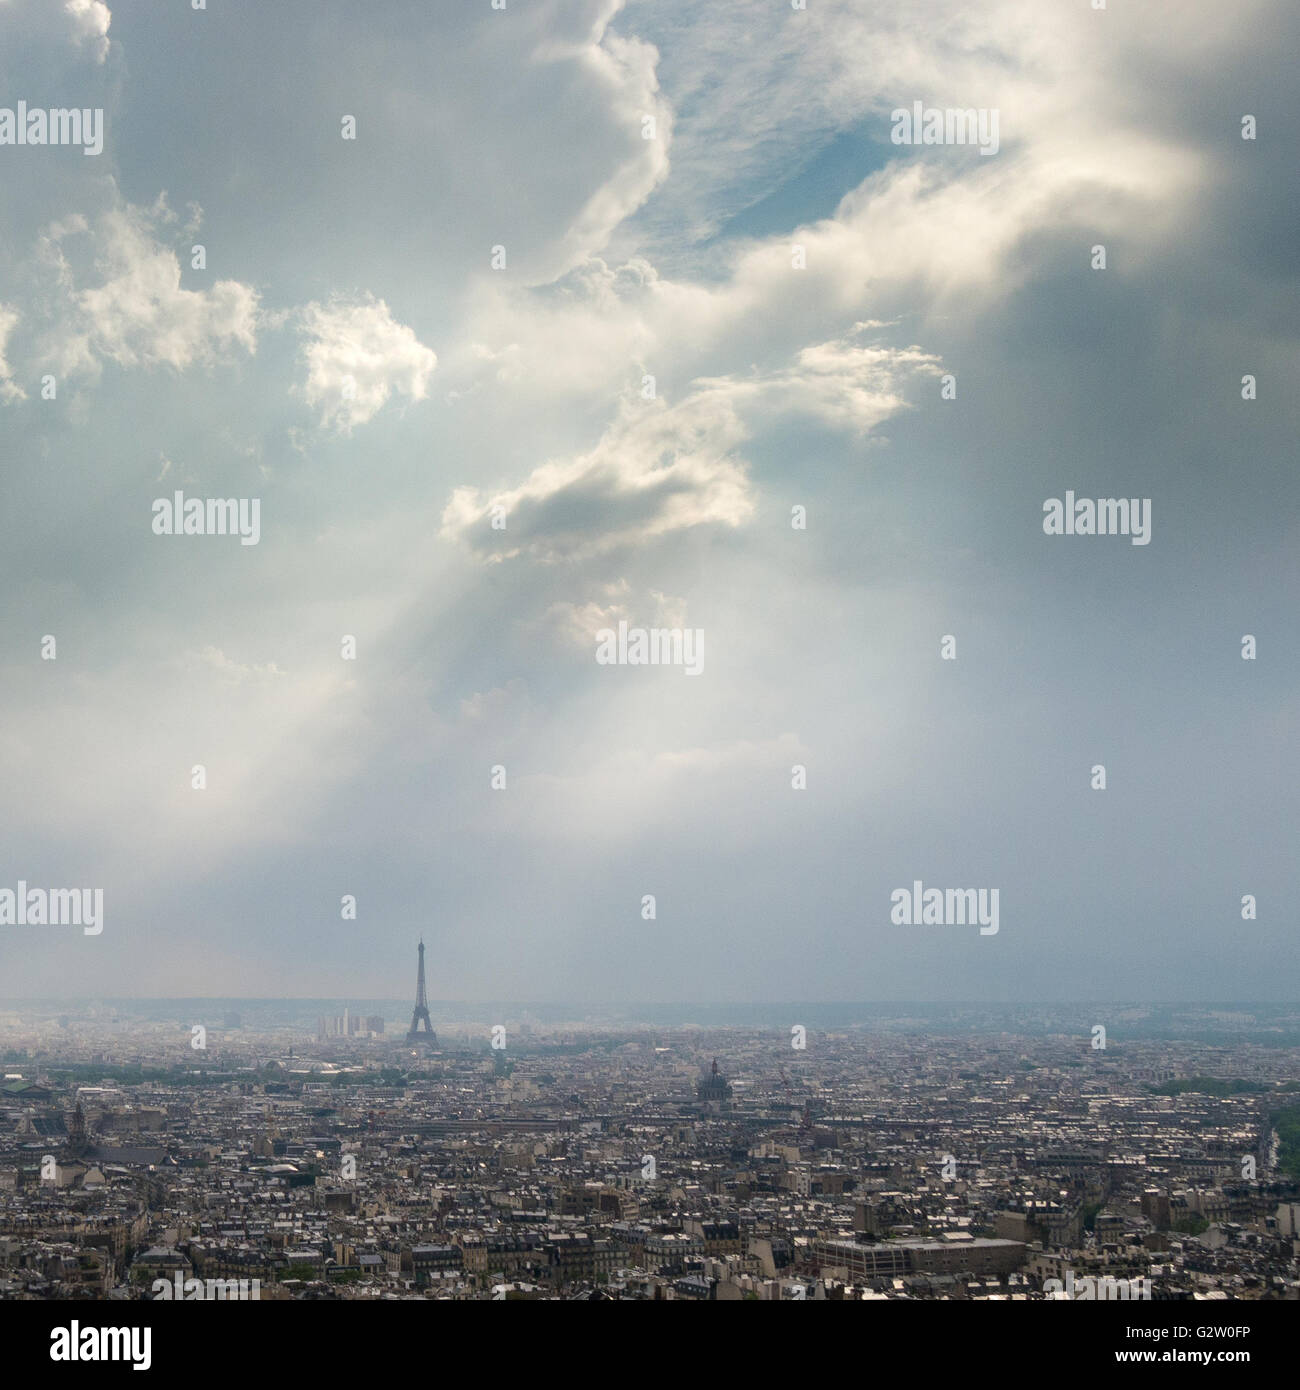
[{"x1": 406, "y1": 939, "x2": 437, "y2": 1045}]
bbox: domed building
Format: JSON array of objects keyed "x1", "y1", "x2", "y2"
[{"x1": 695, "y1": 1058, "x2": 732, "y2": 1115}]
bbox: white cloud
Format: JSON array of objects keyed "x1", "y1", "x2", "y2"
[
  {"x1": 548, "y1": 24, "x2": 672, "y2": 275},
  {"x1": 64, "y1": 0, "x2": 110, "y2": 63},
  {"x1": 0, "y1": 305, "x2": 26, "y2": 402},
  {"x1": 442, "y1": 326, "x2": 936, "y2": 561},
  {"x1": 36, "y1": 201, "x2": 259, "y2": 378},
  {"x1": 691, "y1": 329, "x2": 941, "y2": 435},
  {"x1": 544, "y1": 581, "x2": 693, "y2": 648},
  {"x1": 297, "y1": 294, "x2": 437, "y2": 433},
  {"x1": 442, "y1": 385, "x2": 753, "y2": 562}
]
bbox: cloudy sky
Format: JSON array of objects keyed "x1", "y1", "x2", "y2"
[{"x1": 0, "y1": 0, "x2": 1295, "y2": 1002}]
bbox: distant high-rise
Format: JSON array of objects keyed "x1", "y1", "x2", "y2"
[
  {"x1": 316, "y1": 1012, "x2": 386, "y2": 1040},
  {"x1": 406, "y1": 940, "x2": 437, "y2": 1046}
]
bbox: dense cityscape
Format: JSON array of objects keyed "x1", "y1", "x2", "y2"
[{"x1": 3, "y1": 977, "x2": 1299, "y2": 1302}]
